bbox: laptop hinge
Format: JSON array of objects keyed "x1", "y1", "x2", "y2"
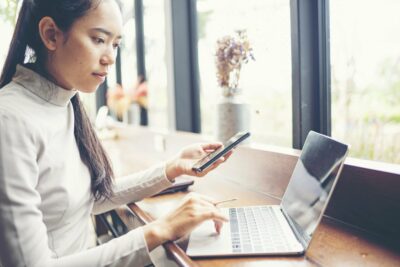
[{"x1": 280, "y1": 206, "x2": 309, "y2": 250}]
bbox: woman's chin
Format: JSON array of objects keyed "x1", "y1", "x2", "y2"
[{"x1": 78, "y1": 84, "x2": 101, "y2": 94}]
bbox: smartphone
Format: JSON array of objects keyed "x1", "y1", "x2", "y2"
[{"x1": 192, "y1": 131, "x2": 250, "y2": 173}]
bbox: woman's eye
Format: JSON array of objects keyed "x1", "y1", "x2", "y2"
[
  {"x1": 93, "y1": 37, "x2": 105, "y2": 44},
  {"x1": 113, "y1": 43, "x2": 120, "y2": 49}
]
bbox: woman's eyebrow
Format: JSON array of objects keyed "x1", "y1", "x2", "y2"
[{"x1": 91, "y1": 27, "x2": 122, "y2": 39}]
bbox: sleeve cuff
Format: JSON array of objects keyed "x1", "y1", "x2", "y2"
[
  {"x1": 120, "y1": 227, "x2": 153, "y2": 266},
  {"x1": 162, "y1": 162, "x2": 175, "y2": 184}
]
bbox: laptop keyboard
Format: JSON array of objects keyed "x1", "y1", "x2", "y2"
[{"x1": 229, "y1": 206, "x2": 292, "y2": 253}]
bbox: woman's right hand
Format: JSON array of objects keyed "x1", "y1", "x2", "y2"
[{"x1": 142, "y1": 193, "x2": 229, "y2": 251}]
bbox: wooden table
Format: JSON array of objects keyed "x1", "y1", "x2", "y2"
[{"x1": 101, "y1": 126, "x2": 400, "y2": 267}]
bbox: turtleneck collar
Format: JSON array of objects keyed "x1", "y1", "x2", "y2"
[{"x1": 12, "y1": 64, "x2": 77, "y2": 107}]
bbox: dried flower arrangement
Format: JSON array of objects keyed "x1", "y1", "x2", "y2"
[
  {"x1": 106, "y1": 78, "x2": 148, "y2": 120},
  {"x1": 215, "y1": 30, "x2": 255, "y2": 97}
]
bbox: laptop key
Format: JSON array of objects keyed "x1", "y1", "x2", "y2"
[
  {"x1": 242, "y1": 244, "x2": 252, "y2": 252},
  {"x1": 229, "y1": 206, "x2": 293, "y2": 254}
]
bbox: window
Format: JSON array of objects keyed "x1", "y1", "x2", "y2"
[
  {"x1": 0, "y1": 1, "x2": 17, "y2": 71},
  {"x1": 330, "y1": 0, "x2": 400, "y2": 164},
  {"x1": 120, "y1": 2, "x2": 138, "y2": 92},
  {"x1": 197, "y1": 0, "x2": 292, "y2": 147},
  {"x1": 101, "y1": 2, "x2": 141, "y2": 124},
  {"x1": 143, "y1": 0, "x2": 169, "y2": 131}
]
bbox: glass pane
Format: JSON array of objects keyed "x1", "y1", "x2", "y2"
[
  {"x1": 0, "y1": 2, "x2": 18, "y2": 71},
  {"x1": 330, "y1": 0, "x2": 400, "y2": 164},
  {"x1": 106, "y1": 2, "x2": 137, "y2": 122},
  {"x1": 143, "y1": 0, "x2": 168, "y2": 130},
  {"x1": 197, "y1": 0, "x2": 292, "y2": 147},
  {"x1": 120, "y1": 2, "x2": 137, "y2": 90}
]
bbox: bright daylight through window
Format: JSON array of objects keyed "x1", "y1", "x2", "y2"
[
  {"x1": 197, "y1": 0, "x2": 292, "y2": 147},
  {"x1": 143, "y1": 0, "x2": 169, "y2": 131},
  {"x1": 330, "y1": 0, "x2": 400, "y2": 164}
]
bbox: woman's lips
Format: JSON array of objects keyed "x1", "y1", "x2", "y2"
[{"x1": 93, "y1": 72, "x2": 107, "y2": 82}]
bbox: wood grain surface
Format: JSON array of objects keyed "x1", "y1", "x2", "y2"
[{"x1": 103, "y1": 126, "x2": 400, "y2": 267}]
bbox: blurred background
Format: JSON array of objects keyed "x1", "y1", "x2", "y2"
[{"x1": 0, "y1": 0, "x2": 398, "y2": 164}]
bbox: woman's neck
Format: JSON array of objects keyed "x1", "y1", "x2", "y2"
[{"x1": 25, "y1": 62, "x2": 61, "y2": 88}]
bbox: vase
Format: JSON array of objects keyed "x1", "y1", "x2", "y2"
[
  {"x1": 126, "y1": 103, "x2": 141, "y2": 125},
  {"x1": 216, "y1": 94, "x2": 250, "y2": 143}
]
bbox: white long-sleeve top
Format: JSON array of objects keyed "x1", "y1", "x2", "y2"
[{"x1": 0, "y1": 65, "x2": 173, "y2": 267}]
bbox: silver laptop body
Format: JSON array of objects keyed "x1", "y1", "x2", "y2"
[{"x1": 187, "y1": 131, "x2": 349, "y2": 257}]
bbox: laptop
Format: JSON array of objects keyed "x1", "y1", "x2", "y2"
[{"x1": 187, "y1": 131, "x2": 349, "y2": 257}]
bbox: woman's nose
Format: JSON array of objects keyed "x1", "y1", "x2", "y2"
[{"x1": 100, "y1": 46, "x2": 117, "y2": 66}]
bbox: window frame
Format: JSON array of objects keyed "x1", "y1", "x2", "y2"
[
  {"x1": 167, "y1": 0, "x2": 201, "y2": 133},
  {"x1": 134, "y1": 0, "x2": 148, "y2": 126},
  {"x1": 290, "y1": 0, "x2": 331, "y2": 148}
]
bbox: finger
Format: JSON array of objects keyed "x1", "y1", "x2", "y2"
[
  {"x1": 190, "y1": 156, "x2": 225, "y2": 177},
  {"x1": 214, "y1": 220, "x2": 223, "y2": 234},
  {"x1": 195, "y1": 196, "x2": 225, "y2": 214},
  {"x1": 196, "y1": 203, "x2": 229, "y2": 221},
  {"x1": 224, "y1": 148, "x2": 235, "y2": 160},
  {"x1": 192, "y1": 171, "x2": 207, "y2": 178},
  {"x1": 203, "y1": 210, "x2": 229, "y2": 222},
  {"x1": 201, "y1": 143, "x2": 223, "y2": 151},
  {"x1": 183, "y1": 201, "x2": 229, "y2": 229},
  {"x1": 207, "y1": 161, "x2": 222, "y2": 172},
  {"x1": 181, "y1": 192, "x2": 200, "y2": 205},
  {"x1": 184, "y1": 192, "x2": 217, "y2": 206},
  {"x1": 222, "y1": 150, "x2": 234, "y2": 161},
  {"x1": 202, "y1": 158, "x2": 224, "y2": 173}
]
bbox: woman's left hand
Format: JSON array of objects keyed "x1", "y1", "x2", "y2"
[{"x1": 165, "y1": 143, "x2": 233, "y2": 181}]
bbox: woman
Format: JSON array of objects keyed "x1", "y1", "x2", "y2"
[{"x1": 0, "y1": 0, "x2": 229, "y2": 266}]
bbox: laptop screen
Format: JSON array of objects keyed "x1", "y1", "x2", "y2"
[{"x1": 281, "y1": 131, "x2": 348, "y2": 246}]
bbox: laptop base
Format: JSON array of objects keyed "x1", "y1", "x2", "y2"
[{"x1": 187, "y1": 205, "x2": 304, "y2": 258}]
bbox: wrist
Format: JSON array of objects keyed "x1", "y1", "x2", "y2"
[
  {"x1": 165, "y1": 159, "x2": 181, "y2": 182},
  {"x1": 143, "y1": 221, "x2": 171, "y2": 251}
]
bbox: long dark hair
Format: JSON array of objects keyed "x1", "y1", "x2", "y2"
[{"x1": 0, "y1": 0, "x2": 116, "y2": 201}]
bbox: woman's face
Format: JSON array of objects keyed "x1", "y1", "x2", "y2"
[{"x1": 48, "y1": 0, "x2": 123, "y2": 93}]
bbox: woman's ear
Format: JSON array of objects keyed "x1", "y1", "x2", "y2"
[{"x1": 38, "y1": 17, "x2": 62, "y2": 51}]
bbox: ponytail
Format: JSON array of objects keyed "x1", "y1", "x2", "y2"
[
  {"x1": 0, "y1": 1, "x2": 34, "y2": 87},
  {"x1": 72, "y1": 95, "x2": 114, "y2": 200}
]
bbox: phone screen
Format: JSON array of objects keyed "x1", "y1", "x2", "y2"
[{"x1": 192, "y1": 132, "x2": 250, "y2": 172}]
